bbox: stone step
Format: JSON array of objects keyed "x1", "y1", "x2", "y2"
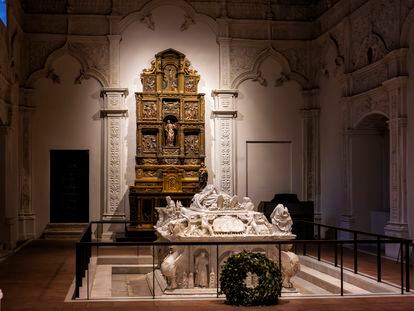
[
  {"x1": 299, "y1": 256, "x2": 398, "y2": 294},
  {"x1": 297, "y1": 265, "x2": 371, "y2": 294},
  {"x1": 42, "y1": 223, "x2": 88, "y2": 240},
  {"x1": 290, "y1": 275, "x2": 332, "y2": 295}
]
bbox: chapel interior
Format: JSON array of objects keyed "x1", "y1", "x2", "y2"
[{"x1": 1, "y1": 0, "x2": 414, "y2": 310}]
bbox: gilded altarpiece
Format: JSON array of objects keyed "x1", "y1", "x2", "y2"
[{"x1": 129, "y1": 49, "x2": 205, "y2": 235}]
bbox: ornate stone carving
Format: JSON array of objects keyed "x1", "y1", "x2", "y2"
[
  {"x1": 184, "y1": 76, "x2": 197, "y2": 93},
  {"x1": 69, "y1": 41, "x2": 109, "y2": 78},
  {"x1": 142, "y1": 134, "x2": 157, "y2": 152},
  {"x1": 101, "y1": 88, "x2": 128, "y2": 220},
  {"x1": 275, "y1": 72, "x2": 290, "y2": 87},
  {"x1": 142, "y1": 75, "x2": 156, "y2": 93},
  {"x1": 354, "y1": 34, "x2": 389, "y2": 70},
  {"x1": 27, "y1": 38, "x2": 65, "y2": 76},
  {"x1": 162, "y1": 101, "x2": 180, "y2": 116},
  {"x1": 45, "y1": 69, "x2": 60, "y2": 84},
  {"x1": 142, "y1": 101, "x2": 157, "y2": 119},
  {"x1": 252, "y1": 70, "x2": 267, "y2": 87},
  {"x1": 220, "y1": 119, "x2": 232, "y2": 194},
  {"x1": 155, "y1": 187, "x2": 300, "y2": 291},
  {"x1": 156, "y1": 186, "x2": 295, "y2": 240},
  {"x1": 229, "y1": 45, "x2": 263, "y2": 82},
  {"x1": 180, "y1": 14, "x2": 195, "y2": 31},
  {"x1": 140, "y1": 13, "x2": 155, "y2": 30},
  {"x1": 212, "y1": 90, "x2": 238, "y2": 195},
  {"x1": 185, "y1": 135, "x2": 199, "y2": 156},
  {"x1": 184, "y1": 102, "x2": 198, "y2": 120},
  {"x1": 108, "y1": 118, "x2": 121, "y2": 212},
  {"x1": 74, "y1": 69, "x2": 91, "y2": 84}
]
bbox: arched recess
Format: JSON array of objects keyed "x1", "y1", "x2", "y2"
[
  {"x1": 30, "y1": 53, "x2": 103, "y2": 235},
  {"x1": 350, "y1": 113, "x2": 390, "y2": 235},
  {"x1": 25, "y1": 44, "x2": 109, "y2": 89},
  {"x1": 231, "y1": 47, "x2": 309, "y2": 90},
  {"x1": 235, "y1": 54, "x2": 305, "y2": 206},
  {"x1": 118, "y1": 0, "x2": 218, "y2": 36}
]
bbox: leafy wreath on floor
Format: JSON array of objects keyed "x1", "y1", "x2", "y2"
[{"x1": 219, "y1": 251, "x2": 283, "y2": 306}]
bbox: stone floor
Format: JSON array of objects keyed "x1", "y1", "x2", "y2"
[{"x1": 0, "y1": 239, "x2": 414, "y2": 310}]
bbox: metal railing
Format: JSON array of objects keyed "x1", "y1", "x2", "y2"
[{"x1": 74, "y1": 220, "x2": 412, "y2": 300}]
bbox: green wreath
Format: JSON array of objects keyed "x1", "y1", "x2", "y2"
[{"x1": 219, "y1": 251, "x2": 282, "y2": 306}]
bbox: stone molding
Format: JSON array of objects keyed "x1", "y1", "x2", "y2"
[{"x1": 101, "y1": 87, "x2": 129, "y2": 220}]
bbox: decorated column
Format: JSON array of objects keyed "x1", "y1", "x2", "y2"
[
  {"x1": 382, "y1": 77, "x2": 409, "y2": 240},
  {"x1": 18, "y1": 88, "x2": 36, "y2": 240},
  {"x1": 101, "y1": 87, "x2": 128, "y2": 220},
  {"x1": 301, "y1": 89, "x2": 321, "y2": 222},
  {"x1": 211, "y1": 90, "x2": 238, "y2": 195}
]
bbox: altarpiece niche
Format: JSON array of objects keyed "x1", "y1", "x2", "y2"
[{"x1": 129, "y1": 49, "x2": 205, "y2": 236}]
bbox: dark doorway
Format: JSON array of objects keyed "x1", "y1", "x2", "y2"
[{"x1": 50, "y1": 150, "x2": 89, "y2": 223}]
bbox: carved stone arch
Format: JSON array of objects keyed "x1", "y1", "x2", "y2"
[
  {"x1": 353, "y1": 111, "x2": 389, "y2": 130},
  {"x1": 25, "y1": 45, "x2": 109, "y2": 88},
  {"x1": 231, "y1": 47, "x2": 309, "y2": 89},
  {"x1": 400, "y1": 7, "x2": 414, "y2": 47},
  {"x1": 354, "y1": 33, "x2": 389, "y2": 70},
  {"x1": 118, "y1": 0, "x2": 218, "y2": 35},
  {"x1": 317, "y1": 33, "x2": 344, "y2": 82}
]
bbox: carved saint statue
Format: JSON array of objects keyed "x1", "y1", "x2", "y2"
[
  {"x1": 195, "y1": 252, "x2": 209, "y2": 287},
  {"x1": 165, "y1": 120, "x2": 176, "y2": 146},
  {"x1": 161, "y1": 247, "x2": 182, "y2": 289},
  {"x1": 271, "y1": 204, "x2": 293, "y2": 235},
  {"x1": 198, "y1": 162, "x2": 208, "y2": 190}
]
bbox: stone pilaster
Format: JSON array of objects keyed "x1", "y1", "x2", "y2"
[
  {"x1": 301, "y1": 89, "x2": 321, "y2": 222},
  {"x1": 217, "y1": 37, "x2": 231, "y2": 89},
  {"x1": 339, "y1": 96, "x2": 355, "y2": 230},
  {"x1": 107, "y1": 35, "x2": 122, "y2": 87},
  {"x1": 211, "y1": 89, "x2": 238, "y2": 195},
  {"x1": 382, "y1": 77, "x2": 409, "y2": 240},
  {"x1": 101, "y1": 87, "x2": 128, "y2": 220},
  {"x1": 18, "y1": 88, "x2": 36, "y2": 240}
]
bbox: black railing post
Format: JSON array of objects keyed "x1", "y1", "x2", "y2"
[
  {"x1": 317, "y1": 224, "x2": 321, "y2": 261},
  {"x1": 216, "y1": 244, "x2": 219, "y2": 298},
  {"x1": 401, "y1": 241, "x2": 404, "y2": 295},
  {"x1": 75, "y1": 242, "x2": 81, "y2": 298},
  {"x1": 152, "y1": 245, "x2": 155, "y2": 299},
  {"x1": 278, "y1": 242, "x2": 282, "y2": 272},
  {"x1": 334, "y1": 229, "x2": 338, "y2": 267},
  {"x1": 340, "y1": 243, "x2": 344, "y2": 296},
  {"x1": 377, "y1": 236, "x2": 381, "y2": 282},
  {"x1": 405, "y1": 241, "x2": 410, "y2": 292},
  {"x1": 353, "y1": 232, "x2": 358, "y2": 274}
]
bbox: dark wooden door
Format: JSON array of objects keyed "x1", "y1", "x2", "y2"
[{"x1": 50, "y1": 150, "x2": 89, "y2": 223}]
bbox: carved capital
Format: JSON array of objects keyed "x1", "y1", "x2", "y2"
[
  {"x1": 101, "y1": 87, "x2": 129, "y2": 116},
  {"x1": 211, "y1": 89, "x2": 238, "y2": 111}
]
